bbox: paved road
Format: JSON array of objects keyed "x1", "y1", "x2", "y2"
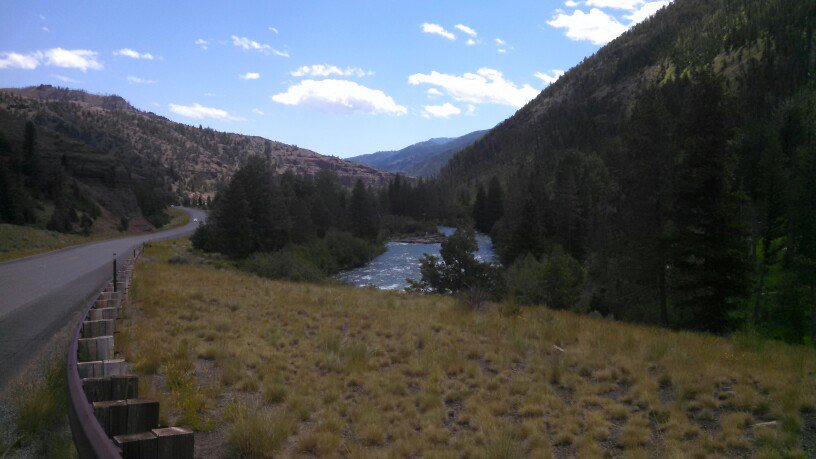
[{"x1": 0, "y1": 207, "x2": 207, "y2": 388}]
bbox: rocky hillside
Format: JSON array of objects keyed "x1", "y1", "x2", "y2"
[
  {"x1": 0, "y1": 86, "x2": 395, "y2": 197},
  {"x1": 0, "y1": 85, "x2": 396, "y2": 230},
  {"x1": 349, "y1": 129, "x2": 487, "y2": 177}
]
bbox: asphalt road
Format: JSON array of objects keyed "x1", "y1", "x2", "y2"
[{"x1": 0, "y1": 207, "x2": 207, "y2": 388}]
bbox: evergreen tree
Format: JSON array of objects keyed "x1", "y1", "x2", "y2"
[
  {"x1": 671, "y1": 72, "x2": 750, "y2": 332},
  {"x1": 485, "y1": 176, "x2": 504, "y2": 233},
  {"x1": 472, "y1": 184, "x2": 488, "y2": 233},
  {"x1": 21, "y1": 121, "x2": 40, "y2": 188},
  {"x1": 349, "y1": 179, "x2": 378, "y2": 239}
]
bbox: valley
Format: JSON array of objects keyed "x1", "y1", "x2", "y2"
[{"x1": 1, "y1": 0, "x2": 815, "y2": 457}]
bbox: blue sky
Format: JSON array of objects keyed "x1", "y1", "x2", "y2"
[{"x1": 0, "y1": 0, "x2": 669, "y2": 158}]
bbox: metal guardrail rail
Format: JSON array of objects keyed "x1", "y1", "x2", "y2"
[{"x1": 66, "y1": 246, "x2": 194, "y2": 458}]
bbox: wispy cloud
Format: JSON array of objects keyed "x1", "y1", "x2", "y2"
[
  {"x1": 421, "y1": 23, "x2": 456, "y2": 41},
  {"x1": 168, "y1": 102, "x2": 244, "y2": 121},
  {"x1": 272, "y1": 79, "x2": 407, "y2": 115},
  {"x1": 231, "y1": 35, "x2": 289, "y2": 57},
  {"x1": 534, "y1": 69, "x2": 565, "y2": 85},
  {"x1": 53, "y1": 74, "x2": 80, "y2": 84},
  {"x1": 195, "y1": 39, "x2": 209, "y2": 50},
  {"x1": 454, "y1": 24, "x2": 477, "y2": 37},
  {"x1": 290, "y1": 64, "x2": 371, "y2": 78},
  {"x1": 252, "y1": 108, "x2": 265, "y2": 115},
  {"x1": 408, "y1": 68, "x2": 539, "y2": 109},
  {"x1": 268, "y1": 27, "x2": 279, "y2": 34},
  {"x1": 0, "y1": 48, "x2": 103, "y2": 72},
  {"x1": 126, "y1": 75, "x2": 155, "y2": 84},
  {"x1": 114, "y1": 48, "x2": 154, "y2": 60},
  {"x1": 239, "y1": 72, "x2": 260, "y2": 80}
]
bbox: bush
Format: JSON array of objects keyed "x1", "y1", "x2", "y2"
[
  {"x1": 241, "y1": 231, "x2": 382, "y2": 282},
  {"x1": 378, "y1": 214, "x2": 437, "y2": 237},
  {"x1": 505, "y1": 246, "x2": 584, "y2": 310},
  {"x1": 242, "y1": 249, "x2": 324, "y2": 282},
  {"x1": 191, "y1": 223, "x2": 221, "y2": 253},
  {"x1": 323, "y1": 230, "x2": 381, "y2": 270},
  {"x1": 409, "y1": 226, "x2": 503, "y2": 299}
]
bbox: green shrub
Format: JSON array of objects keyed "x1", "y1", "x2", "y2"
[
  {"x1": 505, "y1": 246, "x2": 584, "y2": 310},
  {"x1": 241, "y1": 231, "x2": 382, "y2": 282},
  {"x1": 242, "y1": 249, "x2": 324, "y2": 282}
]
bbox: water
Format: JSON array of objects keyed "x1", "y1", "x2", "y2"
[{"x1": 338, "y1": 227, "x2": 496, "y2": 290}]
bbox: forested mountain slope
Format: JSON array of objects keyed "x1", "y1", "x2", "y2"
[
  {"x1": 0, "y1": 85, "x2": 395, "y2": 231},
  {"x1": 438, "y1": 0, "x2": 816, "y2": 337},
  {"x1": 349, "y1": 129, "x2": 487, "y2": 177}
]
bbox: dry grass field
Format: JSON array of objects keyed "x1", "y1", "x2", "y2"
[{"x1": 121, "y1": 240, "x2": 816, "y2": 458}]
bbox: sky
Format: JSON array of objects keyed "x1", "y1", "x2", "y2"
[{"x1": 0, "y1": 0, "x2": 670, "y2": 158}]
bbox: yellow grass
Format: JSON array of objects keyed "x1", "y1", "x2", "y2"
[{"x1": 121, "y1": 239, "x2": 816, "y2": 457}]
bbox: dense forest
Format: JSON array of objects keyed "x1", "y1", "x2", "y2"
[
  {"x1": 426, "y1": 0, "x2": 816, "y2": 342},
  {"x1": 192, "y1": 157, "x2": 449, "y2": 280}
]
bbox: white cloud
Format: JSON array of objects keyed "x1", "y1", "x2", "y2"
[
  {"x1": 169, "y1": 102, "x2": 243, "y2": 121},
  {"x1": 422, "y1": 103, "x2": 461, "y2": 118},
  {"x1": 565, "y1": 0, "x2": 579, "y2": 6},
  {"x1": 1, "y1": 48, "x2": 103, "y2": 71},
  {"x1": 465, "y1": 104, "x2": 477, "y2": 115},
  {"x1": 454, "y1": 24, "x2": 477, "y2": 37},
  {"x1": 624, "y1": 1, "x2": 671, "y2": 23},
  {"x1": 427, "y1": 88, "x2": 443, "y2": 97},
  {"x1": 421, "y1": 23, "x2": 455, "y2": 40},
  {"x1": 534, "y1": 69, "x2": 565, "y2": 85},
  {"x1": 272, "y1": 79, "x2": 407, "y2": 115},
  {"x1": 269, "y1": 27, "x2": 279, "y2": 34},
  {"x1": 252, "y1": 108, "x2": 265, "y2": 115},
  {"x1": 0, "y1": 52, "x2": 40, "y2": 70},
  {"x1": 53, "y1": 74, "x2": 79, "y2": 84},
  {"x1": 114, "y1": 48, "x2": 154, "y2": 60},
  {"x1": 126, "y1": 75, "x2": 155, "y2": 84},
  {"x1": 408, "y1": 68, "x2": 539, "y2": 109},
  {"x1": 231, "y1": 35, "x2": 289, "y2": 57},
  {"x1": 42, "y1": 26, "x2": 50, "y2": 33},
  {"x1": 195, "y1": 39, "x2": 209, "y2": 50},
  {"x1": 41, "y1": 48, "x2": 103, "y2": 71},
  {"x1": 495, "y1": 38, "x2": 507, "y2": 46},
  {"x1": 239, "y1": 72, "x2": 260, "y2": 80},
  {"x1": 290, "y1": 64, "x2": 370, "y2": 78},
  {"x1": 466, "y1": 38, "x2": 477, "y2": 46},
  {"x1": 547, "y1": 8, "x2": 628, "y2": 45},
  {"x1": 586, "y1": 0, "x2": 644, "y2": 9}
]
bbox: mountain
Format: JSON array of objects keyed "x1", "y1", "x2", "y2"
[
  {"x1": 349, "y1": 129, "x2": 487, "y2": 177},
  {"x1": 435, "y1": 0, "x2": 816, "y2": 332},
  {"x1": 0, "y1": 85, "x2": 395, "y2": 230}
]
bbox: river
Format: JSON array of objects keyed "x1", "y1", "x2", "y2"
[{"x1": 337, "y1": 227, "x2": 496, "y2": 290}]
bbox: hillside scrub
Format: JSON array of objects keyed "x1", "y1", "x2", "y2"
[{"x1": 122, "y1": 240, "x2": 816, "y2": 457}]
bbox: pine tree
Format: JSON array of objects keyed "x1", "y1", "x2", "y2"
[
  {"x1": 485, "y1": 176, "x2": 504, "y2": 233},
  {"x1": 21, "y1": 121, "x2": 40, "y2": 188},
  {"x1": 349, "y1": 179, "x2": 378, "y2": 239},
  {"x1": 671, "y1": 72, "x2": 750, "y2": 332},
  {"x1": 472, "y1": 184, "x2": 488, "y2": 232}
]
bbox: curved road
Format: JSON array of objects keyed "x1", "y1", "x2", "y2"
[{"x1": 0, "y1": 207, "x2": 206, "y2": 388}]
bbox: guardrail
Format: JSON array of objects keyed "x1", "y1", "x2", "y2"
[{"x1": 66, "y1": 246, "x2": 194, "y2": 458}]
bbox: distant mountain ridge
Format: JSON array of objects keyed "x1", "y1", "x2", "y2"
[{"x1": 349, "y1": 129, "x2": 488, "y2": 177}]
